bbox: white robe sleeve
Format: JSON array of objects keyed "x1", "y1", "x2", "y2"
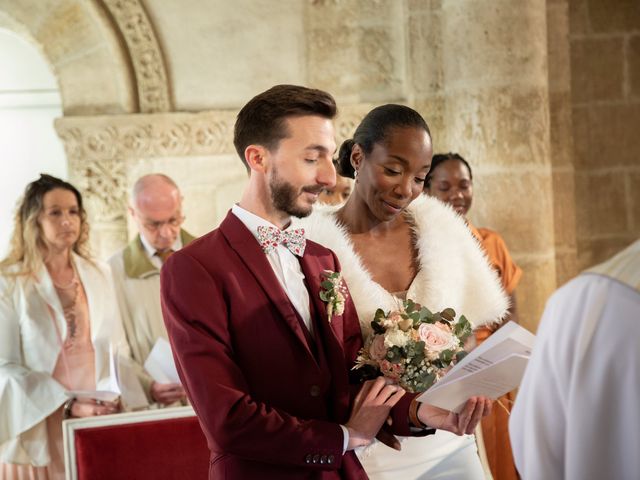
[
  {"x1": 0, "y1": 275, "x2": 67, "y2": 445},
  {"x1": 510, "y1": 274, "x2": 640, "y2": 480}
]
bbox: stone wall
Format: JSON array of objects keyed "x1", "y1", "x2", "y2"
[
  {"x1": 548, "y1": 0, "x2": 579, "y2": 287},
  {"x1": 570, "y1": 0, "x2": 640, "y2": 270},
  {"x1": 3, "y1": 0, "x2": 638, "y2": 333}
]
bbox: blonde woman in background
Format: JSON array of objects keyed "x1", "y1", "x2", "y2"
[{"x1": 0, "y1": 174, "x2": 131, "y2": 479}]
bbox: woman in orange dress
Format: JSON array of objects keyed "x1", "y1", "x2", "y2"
[
  {"x1": 425, "y1": 152, "x2": 522, "y2": 480},
  {"x1": 0, "y1": 175, "x2": 131, "y2": 479}
]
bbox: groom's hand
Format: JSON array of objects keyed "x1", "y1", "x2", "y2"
[
  {"x1": 345, "y1": 377, "x2": 405, "y2": 450},
  {"x1": 417, "y1": 396, "x2": 493, "y2": 435}
]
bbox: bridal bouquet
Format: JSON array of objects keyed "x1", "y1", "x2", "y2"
[{"x1": 354, "y1": 299, "x2": 473, "y2": 393}]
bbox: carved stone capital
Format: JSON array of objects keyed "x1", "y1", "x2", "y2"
[{"x1": 55, "y1": 104, "x2": 375, "y2": 256}]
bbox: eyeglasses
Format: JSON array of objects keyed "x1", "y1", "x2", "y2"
[{"x1": 140, "y1": 214, "x2": 185, "y2": 231}]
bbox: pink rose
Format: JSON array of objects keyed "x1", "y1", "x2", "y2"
[
  {"x1": 369, "y1": 335, "x2": 387, "y2": 361},
  {"x1": 418, "y1": 322, "x2": 458, "y2": 354},
  {"x1": 380, "y1": 360, "x2": 404, "y2": 381},
  {"x1": 435, "y1": 322, "x2": 452, "y2": 334}
]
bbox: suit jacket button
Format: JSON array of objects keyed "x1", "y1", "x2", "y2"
[
  {"x1": 327, "y1": 455, "x2": 335, "y2": 464},
  {"x1": 305, "y1": 454, "x2": 312, "y2": 464},
  {"x1": 320, "y1": 455, "x2": 327, "y2": 464},
  {"x1": 312, "y1": 454, "x2": 320, "y2": 464},
  {"x1": 309, "y1": 385, "x2": 321, "y2": 397}
]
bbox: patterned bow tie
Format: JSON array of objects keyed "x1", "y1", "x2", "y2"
[{"x1": 257, "y1": 225, "x2": 306, "y2": 257}]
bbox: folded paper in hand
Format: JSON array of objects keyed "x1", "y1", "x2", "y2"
[
  {"x1": 417, "y1": 321, "x2": 535, "y2": 413},
  {"x1": 144, "y1": 337, "x2": 180, "y2": 384},
  {"x1": 66, "y1": 343, "x2": 148, "y2": 409}
]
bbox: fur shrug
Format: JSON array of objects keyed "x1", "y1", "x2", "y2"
[{"x1": 296, "y1": 195, "x2": 509, "y2": 338}]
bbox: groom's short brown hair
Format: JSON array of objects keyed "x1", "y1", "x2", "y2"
[{"x1": 233, "y1": 84, "x2": 337, "y2": 171}]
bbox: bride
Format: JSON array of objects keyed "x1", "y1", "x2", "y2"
[{"x1": 297, "y1": 104, "x2": 508, "y2": 479}]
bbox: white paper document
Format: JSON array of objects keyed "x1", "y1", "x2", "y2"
[
  {"x1": 66, "y1": 343, "x2": 148, "y2": 410},
  {"x1": 144, "y1": 337, "x2": 181, "y2": 384},
  {"x1": 417, "y1": 321, "x2": 536, "y2": 413}
]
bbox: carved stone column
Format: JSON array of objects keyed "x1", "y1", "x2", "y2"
[{"x1": 439, "y1": 0, "x2": 555, "y2": 331}]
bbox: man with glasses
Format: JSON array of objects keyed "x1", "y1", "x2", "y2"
[{"x1": 108, "y1": 173, "x2": 195, "y2": 406}]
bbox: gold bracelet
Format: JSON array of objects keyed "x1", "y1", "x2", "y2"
[{"x1": 409, "y1": 398, "x2": 427, "y2": 429}]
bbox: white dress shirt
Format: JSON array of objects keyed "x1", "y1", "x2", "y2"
[{"x1": 231, "y1": 204, "x2": 313, "y2": 336}]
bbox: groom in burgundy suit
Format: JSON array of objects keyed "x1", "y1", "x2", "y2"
[{"x1": 161, "y1": 85, "x2": 488, "y2": 479}]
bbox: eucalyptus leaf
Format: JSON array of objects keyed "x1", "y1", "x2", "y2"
[
  {"x1": 405, "y1": 299, "x2": 416, "y2": 312},
  {"x1": 439, "y1": 349, "x2": 454, "y2": 363},
  {"x1": 455, "y1": 350, "x2": 468, "y2": 363},
  {"x1": 374, "y1": 308, "x2": 386, "y2": 321},
  {"x1": 441, "y1": 308, "x2": 456, "y2": 321},
  {"x1": 321, "y1": 280, "x2": 334, "y2": 290},
  {"x1": 419, "y1": 306, "x2": 433, "y2": 318},
  {"x1": 422, "y1": 373, "x2": 437, "y2": 390}
]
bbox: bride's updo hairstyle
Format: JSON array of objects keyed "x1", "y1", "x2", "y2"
[{"x1": 337, "y1": 104, "x2": 431, "y2": 178}]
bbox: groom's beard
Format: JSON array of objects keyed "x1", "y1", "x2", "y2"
[{"x1": 269, "y1": 168, "x2": 323, "y2": 218}]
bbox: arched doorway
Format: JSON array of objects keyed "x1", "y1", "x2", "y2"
[{"x1": 0, "y1": 28, "x2": 65, "y2": 255}]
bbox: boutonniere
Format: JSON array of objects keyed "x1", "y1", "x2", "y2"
[{"x1": 319, "y1": 270, "x2": 348, "y2": 323}]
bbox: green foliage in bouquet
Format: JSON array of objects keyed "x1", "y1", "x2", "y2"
[{"x1": 354, "y1": 299, "x2": 473, "y2": 393}]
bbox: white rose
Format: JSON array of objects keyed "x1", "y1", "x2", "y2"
[{"x1": 384, "y1": 328, "x2": 410, "y2": 348}]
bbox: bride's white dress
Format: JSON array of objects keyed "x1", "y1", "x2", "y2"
[{"x1": 296, "y1": 196, "x2": 508, "y2": 479}]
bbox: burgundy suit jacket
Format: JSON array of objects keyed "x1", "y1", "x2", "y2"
[{"x1": 161, "y1": 211, "x2": 416, "y2": 479}]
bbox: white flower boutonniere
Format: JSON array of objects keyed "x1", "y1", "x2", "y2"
[{"x1": 319, "y1": 270, "x2": 348, "y2": 323}]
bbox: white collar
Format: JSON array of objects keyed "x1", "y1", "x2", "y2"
[
  {"x1": 139, "y1": 231, "x2": 183, "y2": 258},
  {"x1": 231, "y1": 204, "x2": 292, "y2": 243}
]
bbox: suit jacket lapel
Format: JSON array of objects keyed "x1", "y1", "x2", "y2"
[{"x1": 219, "y1": 211, "x2": 316, "y2": 360}]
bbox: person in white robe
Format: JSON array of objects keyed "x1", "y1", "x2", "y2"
[
  {"x1": 296, "y1": 104, "x2": 509, "y2": 480},
  {"x1": 108, "y1": 174, "x2": 193, "y2": 406},
  {"x1": 510, "y1": 239, "x2": 640, "y2": 480}
]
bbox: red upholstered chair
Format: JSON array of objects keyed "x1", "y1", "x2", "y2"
[{"x1": 63, "y1": 406, "x2": 209, "y2": 480}]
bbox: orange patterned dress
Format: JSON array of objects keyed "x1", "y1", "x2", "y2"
[{"x1": 470, "y1": 224, "x2": 522, "y2": 480}]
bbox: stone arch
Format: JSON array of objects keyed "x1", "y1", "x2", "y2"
[{"x1": 0, "y1": 0, "x2": 171, "y2": 115}]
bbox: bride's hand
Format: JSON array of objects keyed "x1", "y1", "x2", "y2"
[{"x1": 417, "y1": 397, "x2": 493, "y2": 435}]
